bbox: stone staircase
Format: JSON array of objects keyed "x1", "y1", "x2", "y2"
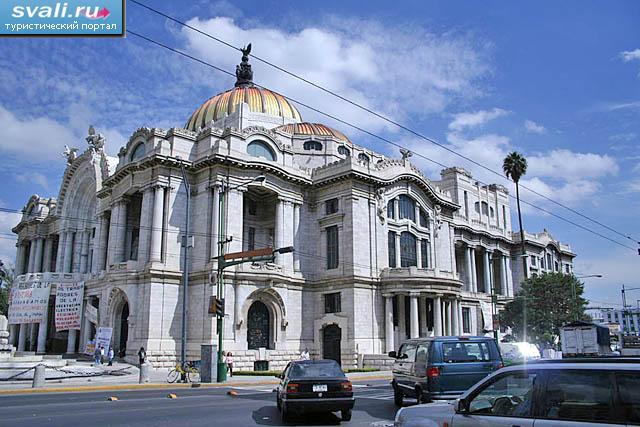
[{"x1": 0, "y1": 353, "x2": 97, "y2": 380}]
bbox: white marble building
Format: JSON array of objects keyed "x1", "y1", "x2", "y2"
[{"x1": 8, "y1": 53, "x2": 575, "y2": 369}]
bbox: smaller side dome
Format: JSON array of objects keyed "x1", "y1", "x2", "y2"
[{"x1": 275, "y1": 122, "x2": 351, "y2": 144}]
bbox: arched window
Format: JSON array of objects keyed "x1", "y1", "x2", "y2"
[
  {"x1": 338, "y1": 145, "x2": 350, "y2": 156},
  {"x1": 490, "y1": 207, "x2": 495, "y2": 218},
  {"x1": 357, "y1": 153, "x2": 370, "y2": 164},
  {"x1": 130, "y1": 143, "x2": 145, "y2": 161},
  {"x1": 481, "y1": 201, "x2": 489, "y2": 216},
  {"x1": 398, "y1": 195, "x2": 416, "y2": 222},
  {"x1": 400, "y1": 232, "x2": 417, "y2": 267},
  {"x1": 419, "y1": 209, "x2": 429, "y2": 227},
  {"x1": 247, "y1": 140, "x2": 276, "y2": 161},
  {"x1": 474, "y1": 202, "x2": 480, "y2": 214},
  {"x1": 303, "y1": 140, "x2": 323, "y2": 151}
]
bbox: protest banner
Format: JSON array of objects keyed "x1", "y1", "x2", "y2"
[
  {"x1": 8, "y1": 281, "x2": 51, "y2": 324},
  {"x1": 55, "y1": 282, "x2": 85, "y2": 331}
]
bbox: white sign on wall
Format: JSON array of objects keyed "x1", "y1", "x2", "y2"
[
  {"x1": 55, "y1": 282, "x2": 85, "y2": 331},
  {"x1": 8, "y1": 281, "x2": 51, "y2": 324},
  {"x1": 479, "y1": 300, "x2": 493, "y2": 331}
]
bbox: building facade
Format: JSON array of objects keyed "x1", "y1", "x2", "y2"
[{"x1": 8, "y1": 53, "x2": 575, "y2": 369}]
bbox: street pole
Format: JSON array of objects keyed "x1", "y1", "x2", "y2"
[
  {"x1": 216, "y1": 183, "x2": 227, "y2": 383},
  {"x1": 179, "y1": 160, "x2": 191, "y2": 383}
]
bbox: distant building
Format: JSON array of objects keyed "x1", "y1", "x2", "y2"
[
  {"x1": 603, "y1": 308, "x2": 640, "y2": 335},
  {"x1": 8, "y1": 51, "x2": 575, "y2": 369}
]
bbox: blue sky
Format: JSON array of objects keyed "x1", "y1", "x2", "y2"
[{"x1": 0, "y1": 0, "x2": 639, "y2": 308}]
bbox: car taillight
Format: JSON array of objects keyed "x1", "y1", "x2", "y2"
[
  {"x1": 427, "y1": 367, "x2": 440, "y2": 378},
  {"x1": 340, "y1": 381, "x2": 352, "y2": 391},
  {"x1": 497, "y1": 362, "x2": 504, "y2": 369},
  {"x1": 286, "y1": 383, "x2": 299, "y2": 394}
]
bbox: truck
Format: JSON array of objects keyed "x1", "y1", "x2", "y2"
[
  {"x1": 620, "y1": 335, "x2": 640, "y2": 356},
  {"x1": 560, "y1": 321, "x2": 612, "y2": 357}
]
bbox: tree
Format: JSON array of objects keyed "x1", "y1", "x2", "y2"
[
  {"x1": 500, "y1": 273, "x2": 588, "y2": 349},
  {"x1": 0, "y1": 261, "x2": 14, "y2": 317},
  {"x1": 502, "y1": 152, "x2": 528, "y2": 260}
]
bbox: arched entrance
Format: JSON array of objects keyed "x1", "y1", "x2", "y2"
[
  {"x1": 322, "y1": 324, "x2": 341, "y2": 365},
  {"x1": 247, "y1": 301, "x2": 270, "y2": 350},
  {"x1": 113, "y1": 301, "x2": 129, "y2": 356}
]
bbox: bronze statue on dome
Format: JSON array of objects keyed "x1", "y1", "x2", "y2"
[{"x1": 235, "y1": 43, "x2": 254, "y2": 87}]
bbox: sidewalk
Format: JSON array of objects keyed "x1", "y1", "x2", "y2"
[{"x1": 0, "y1": 362, "x2": 391, "y2": 395}]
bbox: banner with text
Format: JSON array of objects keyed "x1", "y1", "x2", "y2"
[
  {"x1": 95, "y1": 326, "x2": 112, "y2": 354},
  {"x1": 55, "y1": 282, "x2": 85, "y2": 331},
  {"x1": 479, "y1": 301, "x2": 493, "y2": 332},
  {"x1": 8, "y1": 281, "x2": 51, "y2": 324}
]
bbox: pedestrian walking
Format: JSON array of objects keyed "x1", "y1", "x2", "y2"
[
  {"x1": 108, "y1": 347, "x2": 115, "y2": 366},
  {"x1": 226, "y1": 352, "x2": 234, "y2": 377},
  {"x1": 300, "y1": 348, "x2": 310, "y2": 360},
  {"x1": 138, "y1": 346, "x2": 146, "y2": 366},
  {"x1": 99, "y1": 346, "x2": 105, "y2": 364},
  {"x1": 93, "y1": 345, "x2": 102, "y2": 365}
]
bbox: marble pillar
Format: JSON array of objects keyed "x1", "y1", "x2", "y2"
[
  {"x1": 33, "y1": 238, "x2": 44, "y2": 273},
  {"x1": 293, "y1": 203, "x2": 301, "y2": 271},
  {"x1": 27, "y1": 240, "x2": 36, "y2": 273},
  {"x1": 55, "y1": 233, "x2": 65, "y2": 272},
  {"x1": 66, "y1": 329, "x2": 77, "y2": 354},
  {"x1": 17, "y1": 324, "x2": 27, "y2": 351},
  {"x1": 409, "y1": 295, "x2": 419, "y2": 339},
  {"x1": 63, "y1": 231, "x2": 74, "y2": 273},
  {"x1": 470, "y1": 248, "x2": 477, "y2": 293},
  {"x1": 433, "y1": 295, "x2": 442, "y2": 336},
  {"x1": 385, "y1": 296, "x2": 394, "y2": 353},
  {"x1": 36, "y1": 306, "x2": 48, "y2": 353},
  {"x1": 209, "y1": 185, "x2": 220, "y2": 261},
  {"x1": 150, "y1": 186, "x2": 165, "y2": 262}
]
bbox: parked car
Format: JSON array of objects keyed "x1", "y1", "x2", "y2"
[
  {"x1": 499, "y1": 341, "x2": 541, "y2": 365},
  {"x1": 394, "y1": 357, "x2": 640, "y2": 427},
  {"x1": 276, "y1": 359, "x2": 355, "y2": 422},
  {"x1": 389, "y1": 336, "x2": 503, "y2": 405}
]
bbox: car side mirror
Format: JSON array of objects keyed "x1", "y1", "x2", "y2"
[
  {"x1": 388, "y1": 351, "x2": 397, "y2": 358},
  {"x1": 454, "y1": 398, "x2": 468, "y2": 413},
  {"x1": 275, "y1": 373, "x2": 282, "y2": 379}
]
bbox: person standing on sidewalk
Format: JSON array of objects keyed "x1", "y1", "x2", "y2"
[
  {"x1": 94, "y1": 346, "x2": 102, "y2": 365},
  {"x1": 226, "y1": 352, "x2": 234, "y2": 377},
  {"x1": 137, "y1": 346, "x2": 146, "y2": 367},
  {"x1": 108, "y1": 348, "x2": 115, "y2": 366}
]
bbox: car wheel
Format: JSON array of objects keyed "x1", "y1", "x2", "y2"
[
  {"x1": 415, "y1": 387, "x2": 431, "y2": 404},
  {"x1": 393, "y1": 385, "x2": 404, "y2": 407},
  {"x1": 341, "y1": 408, "x2": 352, "y2": 421}
]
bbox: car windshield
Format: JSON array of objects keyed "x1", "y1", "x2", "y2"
[{"x1": 289, "y1": 362, "x2": 344, "y2": 378}]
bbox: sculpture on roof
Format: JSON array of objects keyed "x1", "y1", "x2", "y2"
[
  {"x1": 61, "y1": 145, "x2": 79, "y2": 164},
  {"x1": 235, "y1": 43, "x2": 254, "y2": 87},
  {"x1": 400, "y1": 148, "x2": 412, "y2": 161},
  {"x1": 86, "y1": 125, "x2": 106, "y2": 152}
]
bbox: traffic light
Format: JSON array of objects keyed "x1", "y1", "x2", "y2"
[{"x1": 208, "y1": 296, "x2": 225, "y2": 317}]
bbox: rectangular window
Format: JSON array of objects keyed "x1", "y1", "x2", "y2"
[
  {"x1": 388, "y1": 232, "x2": 396, "y2": 268},
  {"x1": 531, "y1": 256, "x2": 537, "y2": 266},
  {"x1": 324, "y1": 292, "x2": 341, "y2": 313},
  {"x1": 565, "y1": 264, "x2": 570, "y2": 274},
  {"x1": 502, "y1": 205, "x2": 507, "y2": 229},
  {"x1": 420, "y1": 239, "x2": 429, "y2": 268},
  {"x1": 419, "y1": 209, "x2": 429, "y2": 227},
  {"x1": 325, "y1": 198, "x2": 338, "y2": 215},
  {"x1": 554, "y1": 261, "x2": 559, "y2": 272},
  {"x1": 546, "y1": 253, "x2": 552, "y2": 270},
  {"x1": 387, "y1": 200, "x2": 395, "y2": 219},
  {"x1": 442, "y1": 342, "x2": 490, "y2": 363},
  {"x1": 462, "y1": 307, "x2": 471, "y2": 334},
  {"x1": 398, "y1": 195, "x2": 416, "y2": 221},
  {"x1": 464, "y1": 191, "x2": 469, "y2": 219},
  {"x1": 248, "y1": 227, "x2": 255, "y2": 251},
  {"x1": 541, "y1": 370, "x2": 613, "y2": 423},
  {"x1": 326, "y1": 225, "x2": 339, "y2": 269},
  {"x1": 248, "y1": 198, "x2": 257, "y2": 216}
]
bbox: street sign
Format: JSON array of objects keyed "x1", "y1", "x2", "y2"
[{"x1": 223, "y1": 247, "x2": 273, "y2": 260}]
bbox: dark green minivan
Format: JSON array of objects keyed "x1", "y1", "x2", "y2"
[{"x1": 389, "y1": 336, "x2": 503, "y2": 406}]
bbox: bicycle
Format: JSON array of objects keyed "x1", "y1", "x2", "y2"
[{"x1": 167, "y1": 361, "x2": 199, "y2": 383}]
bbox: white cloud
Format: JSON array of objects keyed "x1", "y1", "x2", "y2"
[
  {"x1": 624, "y1": 178, "x2": 640, "y2": 193},
  {"x1": 448, "y1": 108, "x2": 507, "y2": 131},
  {"x1": 16, "y1": 172, "x2": 49, "y2": 191},
  {"x1": 0, "y1": 207, "x2": 20, "y2": 266},
  {"x1": 620, "y1": 48, "x2": 640, "y2": 62},
  {"x1": 527, "y1": 149, "x2": 618, "y2": 182},
  {"x1": 524, "y1": 119, "x2": 546, "y2": 134},
  {"x1": 181, "y1": 17, "x2": 492, "y2": 132}
]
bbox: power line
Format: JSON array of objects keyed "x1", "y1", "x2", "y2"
[
  {"x1": 123, "y1": 30, "x2": 636, "y2": 252},
  {"x1": 128, "y1": 0, "x2": 639, "y2": 245}
]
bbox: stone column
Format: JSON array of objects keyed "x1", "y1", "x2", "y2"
[
  {"x1": 394, "y1": 232, "x2": 401, "y2": 268},
  {"x1": 409, "y1": 295, "x2": 419, "y2": 339},
  {"x1": 27, "y1": 240, "x2": 37, "y2": 273},
  {"x1": 397, "y1": 295, "x2": 406, "y2": 340},
  {"x1": 63, "y1": 231, "x2": 75, "y2": 273},
  {"x1": 505, "y1": 256, "x2": 513, "y2": 297},
  {"x1": 433, "y1": 295, "x2": 442, "y2": 336},
  {"x1": 29, "y1": 324, "x2": 37, "y2": 351},
  {"x1": 470, "y1": 248, "x2": 477, "y2": 292},
  {"x1": 55, "y1": 233, "x2": 65, "y2": 272},
  {"x1": 107, "y1": 204, "x2": 120, "y2": 266},
  {"x1": 465, "y1": 247, "x2": 472, "y2": 292},
  {"x1": 37, "y1": 305, "x2": 48, "y2": 353},
  {"x1": 385, "y1": 296, "x2": 394, "y2": 353},
  {"x1": 42, "y1": 238, "x2": 53, "y2": 273},
  {"x1": 79, "y1": 230, "x2": 90, "y2": 273},
  {"x1": 137, "y1": 187, "x2": 154, "y2": 265},
  {"x1": 274, "y1": 198, "x2": 283, "y2": 264},
  {"x1": 115, "y1": 199, "x2": 128, "y2": 263},
  {"x1": 92, "y1": 215, "x2": 106, "y2": 272},
  {"x1": 501, "y1": 255, "x2": 508, "y2": 295},
  {"x1": 8, "y1": 324, "x2": 18, "y2": 347},
  {"x1": 451, "y1": 299, "x2": 459, "y2": 336},
  {"x1": 150, "y1": 186, "x2": 165, "y2": 262},
  {"x1": 15, "y1": 243, "x2": 26, "y2": 275},
  {"x1": 17, "y1": 324, "x2": 27, "y2": 351},
  {"x1": 282, "y1": 201, "x2": 294, "y2": 270},
  {"x1": 416, "y1": 238, "x2": 423, "y2": 269},
  {"x1": 393, "y1": 198, "x2": 399, "y2": 219},
  {"x1": 483, "y1": 250, "x2": 492, "y2": 294},
  {"x1": 79, "y1": 298, "x2": 92, "y2": 349},
  {"x1": 293, "y1": 203, "x2": 301, "y2": 271},
  {"x1": 33, "y1": 238, "x2": 44, "y2": 273},
  {"x1": 209, "y1": 184, "x2": 220, "y2": 260},
  {"x1": 419, "y1": 296, "x2": 428, "y2": 337},
  {"x1": 66, "y1": 329, "x2": 77, "y2": 354}
]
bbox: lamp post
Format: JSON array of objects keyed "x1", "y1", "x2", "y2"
[
  {"x1": 178, "y1": 159, "x2": 192, "y2": 383},
  {"x1": 216, "y1": 175, "x2": 292, "y2": 383}
]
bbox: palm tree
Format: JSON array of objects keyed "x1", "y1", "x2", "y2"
[{"x1": 503, "y1": 152, "x2": 528, "y2": 258}]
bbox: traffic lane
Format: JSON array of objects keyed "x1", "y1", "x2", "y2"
[{"x1": 0, "y1": 383, "x2": 397, "y2": 427}]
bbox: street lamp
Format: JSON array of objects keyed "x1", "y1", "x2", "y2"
[{"x1": 177, "y1": 158, "x2": 192, "y2": 383}]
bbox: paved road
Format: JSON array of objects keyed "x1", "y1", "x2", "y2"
[{"x1": 0, "y1": 379, "x2": 406, "y2": 427}]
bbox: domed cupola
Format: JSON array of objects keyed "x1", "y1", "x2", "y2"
[
  {"x1": 184, "y1": 44, "x2": 302, "y2": 132},
  {"x1": 275, "y1": 122, "x2": 351, "y2": 144}
]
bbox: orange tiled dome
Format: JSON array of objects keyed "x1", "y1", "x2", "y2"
[{"x1": 275, "y1": 122, "x2": 351, "y2": 143}]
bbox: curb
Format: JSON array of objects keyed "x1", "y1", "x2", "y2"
[{"x1": 0, "y1": 372, "x2": 391, "y2": 395}]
